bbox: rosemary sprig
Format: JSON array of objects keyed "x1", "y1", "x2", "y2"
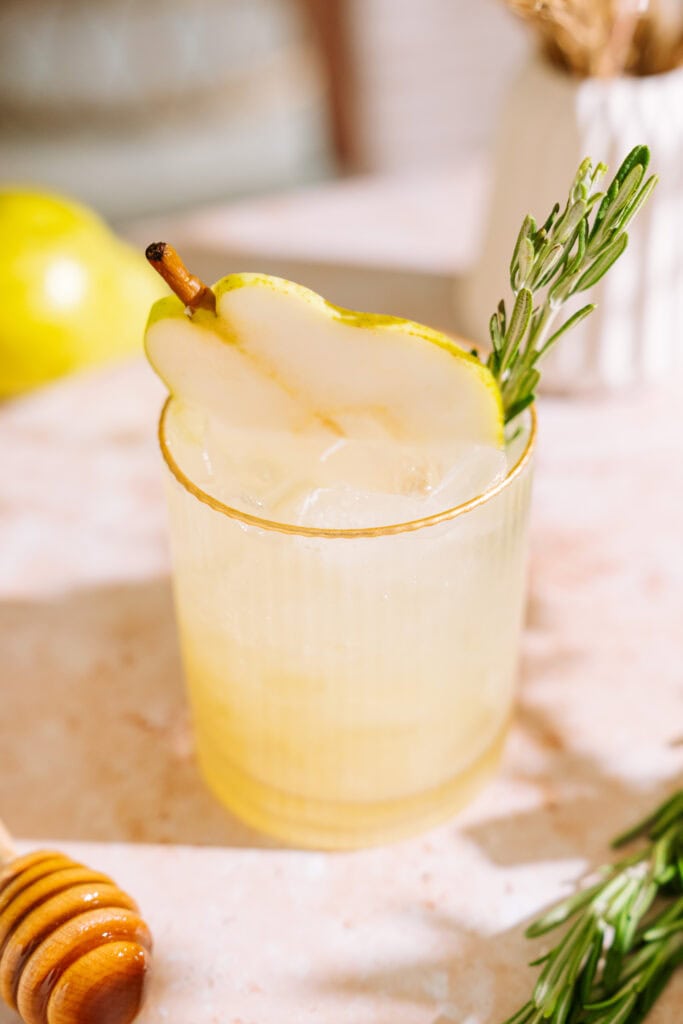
[
  {"x1": 487, "y1": 145, "x2": 658, "y2": 424},
  {"x1": 501, "y1": 790, "x2": 683, "y2": 1024}
]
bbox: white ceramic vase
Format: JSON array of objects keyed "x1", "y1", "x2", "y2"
[{"x1": 464, "y1": 53, "x2": 683, "y2": 392}]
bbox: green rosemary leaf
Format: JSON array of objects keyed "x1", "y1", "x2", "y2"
[
  {"x1": 617, "y1": 934, "x2": 665, "y2": 988},
  {"x1": 497, "y1": 298, "x2": 507, "y2": 335},
  {"x1": 490, "y1": 312, "x2": 504, "y2": 352},
  {"x1": 537, "y1": 305, "x2": 595, "y2": 359},
  {"x1": 553, "y1": 981, "x2": 575, "y2": 1024},
  {"x1": 573, "y1": 234, "x2": 628, "y2": 293},
  {"x1": 501, "y1": 1000, "x2": 538, "y2": 1024},
  {"x1": 622, "y1": 880, "x2": 659, "y2": 950},
  {"x1": 511, "y1": 215, "x2": 536, "y2": 290},
  {"x1": 589, "y1": 175, "x2": 620, "y2": 244},
  {"x1": 579, "y1": 926, "x2": 604, "y2": 1004},
  {"x1": 526, "y1": 881, "x2": 604, "y2": 938},
  {"x1": 499, "y1": 288, "x2": 533, "y2": 372},
  {"x1": 535, "y1": 914, "x2": 593, "y2": 1007},
  {"x1": 585, "y1": 982, "x2": 637, "y2": 1013},
  {"x1": 586, "y1": 992, "x2": 637, "y2": 1024},
  {"x1": 616, "y1": 144, "x2": 650, "y2": 183},
  {"x1": 532, "y1": 243, "x2": 565, "y2": 288},
  {"x1": 652, "y1": 830, "x2": 678, "y2": 883},
  {"x1": 604, "y1": 164, "x2": 644, "y2": 222},
  {"x1": 635, "y1": 962, "x2": 680, "y2": 1021},
  {"x1": 568, "y1": 219, "x2": 588, "y2": 274},
  {"x1": 585, "y1": 191, "x2": 605, "y2": 213},
  {"x1": 602, "y1": 875, "x2": 652, "y2": 994},
  {"x1": 590, "y1": 162, "x2": 608, "y2": 186},
  {"x1": 503, "y1": 367, "x2": 539, "y2": 413},
  {"x1": 528, "y1": 950, "x2": 553, "y2": 967},
  {"x1": 650, "y1": 799, "x2": 683, "y2": 841},
  {"x1": 641, "y1": 897, "x2": 683, "y2": 942},
  {"x1": 555, "y1": 199, "x2": 588, "y2": 245},
  {"x1": 613, "y1": 792, "x2": 683, "y2": 848},
  {"x1": 643, "y1": 919, "x2": 683, "y2": 942},
  {"x1": 569, "y1": 158, "x2": 596, "y2": 207},
  {"x1": 590, "y1": 145, "x2": 650, "y2": 243},
  {"x1": 614, "y1": 175, "x2": 658, "y2": 234},
  {"x1": 588, "y1": 165, "x2": 644, "y2": 252},
  {"x1": 518, "y1": 237, "x2": 536, "y2": 288},
  {"x1": 540, "y1": 202, "x2": 560, "y2": 235}
]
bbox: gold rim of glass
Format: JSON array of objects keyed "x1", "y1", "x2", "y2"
[{"x1": 158, "y1": 398, "x2": 537, "y2": 539}]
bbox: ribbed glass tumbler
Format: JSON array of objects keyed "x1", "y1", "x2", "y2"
[{"x1": 159, "y1": 400, "x2": 535, "y2": 849}]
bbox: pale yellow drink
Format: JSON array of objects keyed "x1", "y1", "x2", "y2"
[{"x1": 159, "y1": 399, "x2": 534, "y2": 849}]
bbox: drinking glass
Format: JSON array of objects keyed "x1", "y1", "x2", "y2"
[{"x1": 158, "y1": 398, "x2": 535, "y2": 849}]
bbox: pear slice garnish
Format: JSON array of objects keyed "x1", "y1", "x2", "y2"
[{"x1": 144, "y1": 248, "x2": 504, "y2": 451}]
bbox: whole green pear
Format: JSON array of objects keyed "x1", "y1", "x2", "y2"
[{"x1": 0, "y1": 190, "x2": 167, "y2": 396}]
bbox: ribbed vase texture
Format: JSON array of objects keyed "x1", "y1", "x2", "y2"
[{"x1": 465, "y1": 56, "x2": 683, "y2": 391}]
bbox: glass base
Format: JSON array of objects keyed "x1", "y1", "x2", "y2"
[{"x1": 196, "y1": 724, "x2": 509, "y2": 850}]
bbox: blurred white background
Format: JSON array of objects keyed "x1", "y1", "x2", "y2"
[{"x1": 0, "y1": 0, "x2": 526, "y2": 219}]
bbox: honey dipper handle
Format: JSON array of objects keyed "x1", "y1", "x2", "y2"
[{"x1": 0, "y1": 815, "x2": 17, "y2": 864}]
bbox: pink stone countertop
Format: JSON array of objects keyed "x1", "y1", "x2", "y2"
[{"x1": 0, "y1": 353, "x2": 682, "y2": 1023}]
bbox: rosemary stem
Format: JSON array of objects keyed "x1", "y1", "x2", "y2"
[
  {"x1": 500, "y1": 788, "x2": 683, "y2": 1024},
  {"x1": 487, "y1": 145, "x2": 657, "y2": 424}
]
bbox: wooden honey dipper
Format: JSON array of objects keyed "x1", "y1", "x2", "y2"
[{"x1": 0, "y1": 817, "x2": 152, "y2": 1024}]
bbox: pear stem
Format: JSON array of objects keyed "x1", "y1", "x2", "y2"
[{"x1": 145, "y1": 242, "x2": 216, "y2": 314}]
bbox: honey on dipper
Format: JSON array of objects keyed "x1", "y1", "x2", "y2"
[{"x1": 0, "y1": 833, "x2": 152, "y2": 1024}]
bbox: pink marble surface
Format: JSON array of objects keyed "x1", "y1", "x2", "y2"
[{"x1": 0, "y1": 356, "x2": 682, "y2": 1023}]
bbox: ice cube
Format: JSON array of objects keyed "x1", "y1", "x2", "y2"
[
  {"x1": 287, "y1": 443, "x2": 506, "y2": 529},
  {"x1": 422, "y1": 445, "x2": 507, "y2": 515},
  {"x1": 291, "y1": 485, "x2": 430, "y2": 529},
  {"x1": 167, "y1": 401, "x2": 507, "y2": 530},
  {"x1": 317, "y1": 437, "x2": 446, "y2": 496}
]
